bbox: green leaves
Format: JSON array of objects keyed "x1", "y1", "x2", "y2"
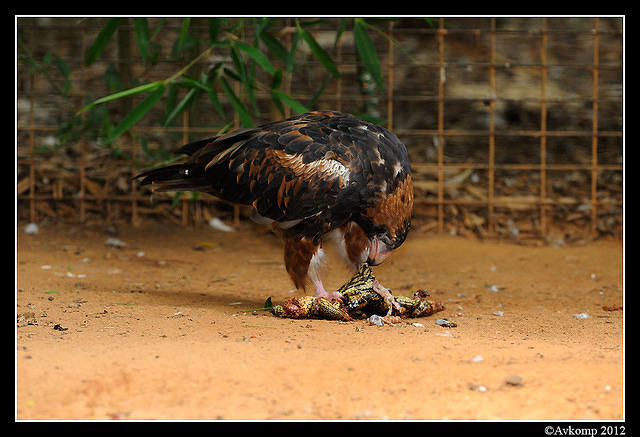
[
  {"x1": 104, "y1": 83, "x2": 166, "y2": 144},
  {"x1": 74, "y1": 18, "x2": 389, "y2": 148},
  {"x1": 177, "y1": 18, "x2": 191, "y2": 53},
  {"x1": 220, "y1": 76, "x2": 253, "y2": 127},
  {"x1": 133, "y1": 18, "x2": 150, "y2": 65},
  {"x1": 234, "y1": 41, "x2": 276, "y2": 75},
  {"x1": 85, "y1": 18, "x2": 122, "y2": 66},
  {"x1": 164, "y1": 86, "x2": 197, "y2": 127},
  {"x1": 353, "y1": 19, "x2": 383, "y2": 91},
  {"x1": 259, "y1": 31, "x2": 289, "y2": 67},
  {"x1": 272, "y1": 90, "x2": 308, "y2": 115},
  {"x1": 78, "y1": 81, "x2": 164, "y2": 115},
  {"x1": 297, "y1": 25, "x2": 341, "y2": 80}
]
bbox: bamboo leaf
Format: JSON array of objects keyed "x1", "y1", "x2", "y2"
[
  {"x1": 271, "y1": 68, "x2": 283, "y2": 91},
  {"x1": 208, "y1": 18, "x2": 222, "y2": 43},
  {"x1": 259, "y1": 31, "x2": 289, "y2": 65},
  {"x1": 334, "y1": 18, "x2": 347, "y2": 47},
  {"x1": 78, "y1": 81, "x2": 164, "y2": 115},
  {"x1": 222, "y1": 67, "x2": 241, "y2": 83},
  {"x1": 103, "y1": 63, "x2": 124, "y2": 92},
  {"x1": 270, "y1": 69, "x2": 285, "y2": 116},
  {"x1": 207, "y1": 86, "x2": 225, "y2": 120},
  {"x1": 229, "y1": 45, "x2": 246, "y2": 83},
  {"x1": 133, "y1": 18, "x2": 150, "y2": 65},
  {"x1": 51, "y1": 53, "x2": 72, "y2": 95},
  {"x1": 216, "y1": 121, "x2": 234, "y2": 136},
  {"x1": 219, "y1": 76, "x2": 253, "y2": 127},
  {"x1": 176, "y1": 76, "x2": 213, "y2": 93},
  {"x1": 246, "y1": 59, "x2": 259, "y2": 114},
  {"x1": 253, "y1": 17, "x2": 271, "y2": 39},
  {"x1": 271, "y1": 91, "x2": 286, "y2": 118},
  {"x1": 353, "y1": 18, "x2": 383, "y2": 91},
  {"x1": 150, "y1": 18, "x2": 166, "y2": 40},
  {"x1": 308, "y1": 76, "x2": 331, "y2": 108},
  {"x1": 177, "y1": 18, "x2": 191, "y2": 52},
  {"x1": 164, "y1": 82, "x2": 178, "y2": 122},
  {"x1": 298, "y1": 26, "x2": 341, "y2": 79},
  {"x1": 272, "y1": 90, "x2": 308, "y2": 114},
  {"x1": 205, "y1": 65, "x2": 226, "y2": 119},
  {"x1": 164, "y1": 87, "x2": 197, "y2": 127},
  {"x1": 352, "y1": 112, "x2": 387, "y2": 126},
  {"x1": 234, "y1": 41, "x2": 276, "y2": 75},
  {"x1": 165, "y1": 46, "x2": 214, "y2": 84},
  {"x1": 85, "y1": 18, "x2": 122, "y2": 66},
  {"x1": 51, "y1": 53, "x2": 71, "y2": 78},
  {"x1": 424, "y1": 18, "x2": 437, "y2": 28},
  {"x1": 105, "y1": 84, "x2": 166, "y2": 144},
  {"x1": 286, "y1": 30, "x2": 300, "y2": 73}
]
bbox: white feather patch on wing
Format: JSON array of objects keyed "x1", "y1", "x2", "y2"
[{"x1": 274, "y1": 151, "x2": 350, "y2": 187}]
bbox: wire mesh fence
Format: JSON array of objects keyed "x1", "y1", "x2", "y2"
[{"x1": 16, "y1": 16, "x2": 623, "y2": 244}]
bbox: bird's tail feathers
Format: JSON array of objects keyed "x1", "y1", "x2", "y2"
[
  {"x1": 134, "y1": 129, "x2": 259, "y2": 193},
  {"x1": 133, "y1": 164, "x2": 211, "y2": 193}
]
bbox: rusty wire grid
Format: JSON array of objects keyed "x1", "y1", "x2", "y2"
[{"x1": 16, "y1": 17, "x2": 623, "y2": 244}]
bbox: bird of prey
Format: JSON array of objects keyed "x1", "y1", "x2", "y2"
[{"x1": 135, "y1": 110, "x2": 414, "y2": 303}]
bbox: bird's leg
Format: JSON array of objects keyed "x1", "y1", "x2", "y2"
[
  {"x1": 283, "y1": 236, "x2": 342, "y2": 302},
  {"x1": 311, "y1": 277, "x2": 343, "y2": 302},
  {"x1": 308, "y1": 247, "x2": 343, "y2": 302}
]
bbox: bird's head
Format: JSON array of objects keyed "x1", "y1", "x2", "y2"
[
  {"x1": 362, "y1": 173, "x2": 414, "y2": 266},
  {"x1": 366, "y1": 220, "x2": 411, "y2": 266}
]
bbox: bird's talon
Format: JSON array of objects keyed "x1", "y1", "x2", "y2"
[{"x1": 327, "y1": 291, "x2": 344, "y2": 303}]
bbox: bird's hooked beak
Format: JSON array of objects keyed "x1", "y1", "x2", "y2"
[{"x1": 367, "y1": 237, "x2": 391, "y2": 266}]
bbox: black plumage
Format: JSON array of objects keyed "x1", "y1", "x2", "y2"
[{"x1": 135, "y1": 110, "x2": 414, "y2": 300}]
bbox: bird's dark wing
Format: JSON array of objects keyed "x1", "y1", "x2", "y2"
[
  {"x1": 136, "y1": 110, "x2": 413, "y2": 241},
  {"x1": 136, "y1": 112, "x2": 370, "y2": 236}
]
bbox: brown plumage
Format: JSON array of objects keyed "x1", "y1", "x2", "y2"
[{"x1": 135, "y1": 110, "x2": 414, "y2": 301}]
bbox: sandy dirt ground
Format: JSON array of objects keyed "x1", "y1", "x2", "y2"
[{"x1": 16, "y1": 222, "x2": 624, "y2": 421}]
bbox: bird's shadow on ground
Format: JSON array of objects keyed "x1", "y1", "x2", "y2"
[{"x1": 117, "y1": 285, "x2": 278, "y2": 313}]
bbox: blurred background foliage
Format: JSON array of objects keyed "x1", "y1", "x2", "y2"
[
  {"x1": 17, "y1": 17, "x2": 623, "y2": 240},
  {"x1": 18, "y1": 17, "x2": 401, "y2": 164}
]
